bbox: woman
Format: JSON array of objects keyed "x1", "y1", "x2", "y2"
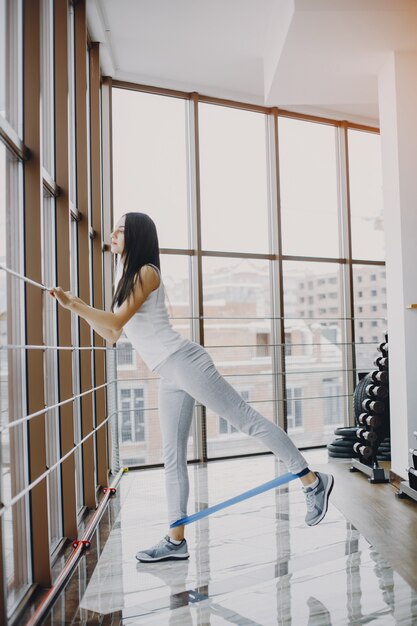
[{"x1": 50, "y1": 212, "x2": 334, "y2": 563}]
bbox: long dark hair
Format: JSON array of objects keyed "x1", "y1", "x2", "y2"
[{"x1": 111, "y1": 212, "x2": 160, "y2": 311}]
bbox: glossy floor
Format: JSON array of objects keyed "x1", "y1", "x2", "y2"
[{"x1": 76, "y1": 450, "x2": 417, "y2": 625}]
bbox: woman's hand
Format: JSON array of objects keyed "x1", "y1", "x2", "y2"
[{"x1": 49, "y1": 287, "x2": 81, "y2": 310}]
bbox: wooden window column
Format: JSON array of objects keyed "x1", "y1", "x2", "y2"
[
  {"x1": 100, "y1": 78, "x2": 116, "y2": 470},
  {"x1": 90, "y1": 42, "x2": 109, "y2": 488},
  {"x1": 74, "y1": 0, "x2": 96, "y2": 509},
  {"x1": 54, "y1": 0, "x2": 78, "y2": 539},
  {"x1": 23, "y1": 0, "x2": 51, "y2": 587}
]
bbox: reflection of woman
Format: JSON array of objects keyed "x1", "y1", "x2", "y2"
[{"x1": 50, "y1": 212, "x2": 334, "y2": 563}]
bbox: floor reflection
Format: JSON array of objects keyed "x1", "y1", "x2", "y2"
[{"x1": 76, "y1": 453, "x2": 417, "y2": 625}]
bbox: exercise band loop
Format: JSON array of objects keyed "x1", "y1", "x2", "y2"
[{"x1": 170, "y1": 470, "x2": 307, "y2": 528}]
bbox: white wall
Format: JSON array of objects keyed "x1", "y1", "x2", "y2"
[{"x1": 378, "y1": 51, "x2": 417, "y2": 478}]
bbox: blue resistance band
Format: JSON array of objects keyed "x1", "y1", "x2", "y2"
[{"x1": 170, "y1": 468, "x2": 309, "y2": 528}]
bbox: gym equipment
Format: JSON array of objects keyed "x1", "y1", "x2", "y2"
[
  {"x1": 397, "y1": 434, "x2": 417, "y2": 502},
  {"x1": 365, "y1": 384, "x2": 388, "y2": 399},
  {"x1": 329, "y1": 437, "x2": 357, "y2": 448},
  {"x1": 374, "y1": 356, "x2": 388, "y2": 369},
  {"x1": 353, "y1": 374, "x2": 373, "y2": 420},
  {"x1": 358, "y1": 413, "x2": 381, "y2": 428},
  {"x1": 361, "y1": 398, "x2": 385, "y2": 414},
  {"x1": 334, "y1": 426, "x2": 359, "y2": 439},
  {"x1": 353, "y1": 442, "x2": 373, "y2": 460},
  {"x1": 377, "y1": 342, "x2": 388, "y2": 354},
  {"x1": 329, "y1": 332, "x2": 390, "y2": 471},
  {"x1": 356, "y1": 428, "x2": 378, "y2": 444},
  {"x1": 170, "y1": 471, "x2": 301, "y2": 528},
  {"x1": 349, "y1": 332, "x2": 390, "y2": 482},
  {"x1": 370, "y1": 369, "x2": 388, "y2": 384}
]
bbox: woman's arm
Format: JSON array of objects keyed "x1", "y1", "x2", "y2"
[
  {"x1": 70, "y1": 299, "x2": 122, "y2": 331},
  {"x1": 49, "y1": 265, "x2": 160, "y2": 333},
  {"x1": 90, "y1": 322, "x2": 122, "y2": 344}
]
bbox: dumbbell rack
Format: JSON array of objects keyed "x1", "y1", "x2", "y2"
[
  {"x1": 396, "y1": 432, "x2": 417, "y2": 502},
  {"x1": 350, "y1": 334, "x2": 390, "y2": 483}
]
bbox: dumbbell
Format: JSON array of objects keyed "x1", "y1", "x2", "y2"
[
  {"x1": 362, "y1": 398, "x2": 385, "y2": 414},
  {"x1": 369, "y1": 369, "x2": 388, "y2": 385},
  {"x1": 365, "y1": 383, "x2": 388, "y2": 399},
  {"x1": 353, "y1": 442, "x2": 373, "y2": 460},
  {"x1": 356, "y1": 428, "x2": 378, "y2": 444},
  {"x1": 377, "y1": 342, "x2": 388, "y2": 355},
  {"x1": 358, "y1": 413, "x2": 381, "y2": 428},
  {"x1": 374, "y1": 356, "x2": 388, "y2": 370}
]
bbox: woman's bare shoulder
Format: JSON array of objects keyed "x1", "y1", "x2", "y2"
[{"x1": 139, "y1": 264, "x2": 161, "y2": 292}]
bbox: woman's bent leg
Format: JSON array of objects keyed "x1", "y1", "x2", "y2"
[
  {"x1": 158, "y1": 343, "x2": 308, "y2": 476},
  {"x1": 158, "y1": 377, "x2": 195, "y2": 525}
]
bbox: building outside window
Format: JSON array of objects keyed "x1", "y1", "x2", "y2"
[
  {"x1": 116, "y1": 340, "x2": 134, "y2": 367},
  {"x1": 119, "y1": 386, "x2": 145, "y2": 444},
  {"x1": 286, "y1": 387, "x2": 303, "y2": 430},
  {"x1": 323, "y1": 379, "x2": 343, "y2": 425}
]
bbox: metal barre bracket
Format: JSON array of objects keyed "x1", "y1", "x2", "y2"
[{"x1": 72, "y1": 540, "x2": 91, "y2": 550}]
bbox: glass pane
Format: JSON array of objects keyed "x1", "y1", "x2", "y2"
[
  {"x1": 278, "y1": 117, "x2": 339, "y2": 257},
  {"x1": 41, "y1": 0, "x2": 55, "y2": 176},
  {"x1": 0, "y1": 0, "x2": 23, "y2": 136},
  {"x1": 116, "y1": 255, "x2": 196, "y2": 466},
  {"x1": 199, "y1": 103, "x2": 270, "y2": 254},
  {"x1": 203, "y1": 257, "x2": 275, "y2": 458},
  {"x1": 112, "y1": 89, "x2": 190, "y2": 249},
  {"x1": 160, "y1": 254, "x2": 192, "y2": 342},
  {"x1": 348, "y1": 130, "x2": 385, "y2": 261},
  {"x1": 0, "y1": 142, "x2": 31, "y2": 609},
  {"x1": 283, "y1": 261, "x2": 348, "y2": 447},
  {"x1": 0, "y1": 0, "x2": 5, "y2": 120},
  {"x1": 353, "y1": 265, "x2": 387, "y2": 375},
  {"x1": 68, "y1": 6, "x2": 77, "y2": 205}
]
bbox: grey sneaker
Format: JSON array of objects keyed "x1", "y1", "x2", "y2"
[
  {"x1": 304, "y1": 472, "x2": 334, "y2": 526},
  {"x1": 135, "y1": 535, "x2": 189, "y2": 562}
]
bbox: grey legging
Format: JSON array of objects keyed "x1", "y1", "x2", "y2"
[{"x1": 155, "y1": 340, "x2": 309, "y2": 525}]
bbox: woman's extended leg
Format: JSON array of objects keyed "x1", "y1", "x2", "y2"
[
  {"x1": 156, "y1": 342, "x2": 334, "y2": 527},
  {"x1": 158, "y1": 342, "x2": 308, "y2": 475}
]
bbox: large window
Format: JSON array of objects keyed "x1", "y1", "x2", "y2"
[
  {"x1": 199, "y1": 104, "x2": 270, "y2": 254},
  {"x1": 283, "y1": 261, "x2": 347, "y2": 447},
  {"x1": 278, "y1": 118, "x2": 340, "y2": 258},
  {"x1": 1, "y1": 2, "x2": 115, "y2": 618},
  {"x1": 112, "y1": 89, "x2": 190, "y2": 249},
  {"x1": 348, "y1": 130, "x2": 384, "y2": 261},
  {"x1": 0, "y1": 0, "x2": 23, "y2": 136},
  {"x1": 353, "y1": 265, "x2": 387, "y2": 374},
  {"x1": 0, "y1": 141, "x2": 31, "y2": 613},
  {"x1": 203, "y1": 257, "x2": 274, "y2": 458},
  {"x1": 110, "y1": 88, "x2": 385, "y2": 464},
  {"x1": 68, "y1": 4, "x2": 77, "y2": 206},
  {"x1": 41, "y1": 0, "x2": 55, "y2": 176}
]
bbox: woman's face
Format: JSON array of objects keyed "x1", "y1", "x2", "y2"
[{"x1": 110, "y1": 216, "x2": 126, "y2": 256}]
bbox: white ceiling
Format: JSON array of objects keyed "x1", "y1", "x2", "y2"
[{"x1": 87, "y1": 0, "x2": 417, "y2": 126}]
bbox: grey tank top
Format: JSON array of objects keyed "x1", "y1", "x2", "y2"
[{"x1": 113, "y1": 258, "x2": 188, "y2": 371}]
